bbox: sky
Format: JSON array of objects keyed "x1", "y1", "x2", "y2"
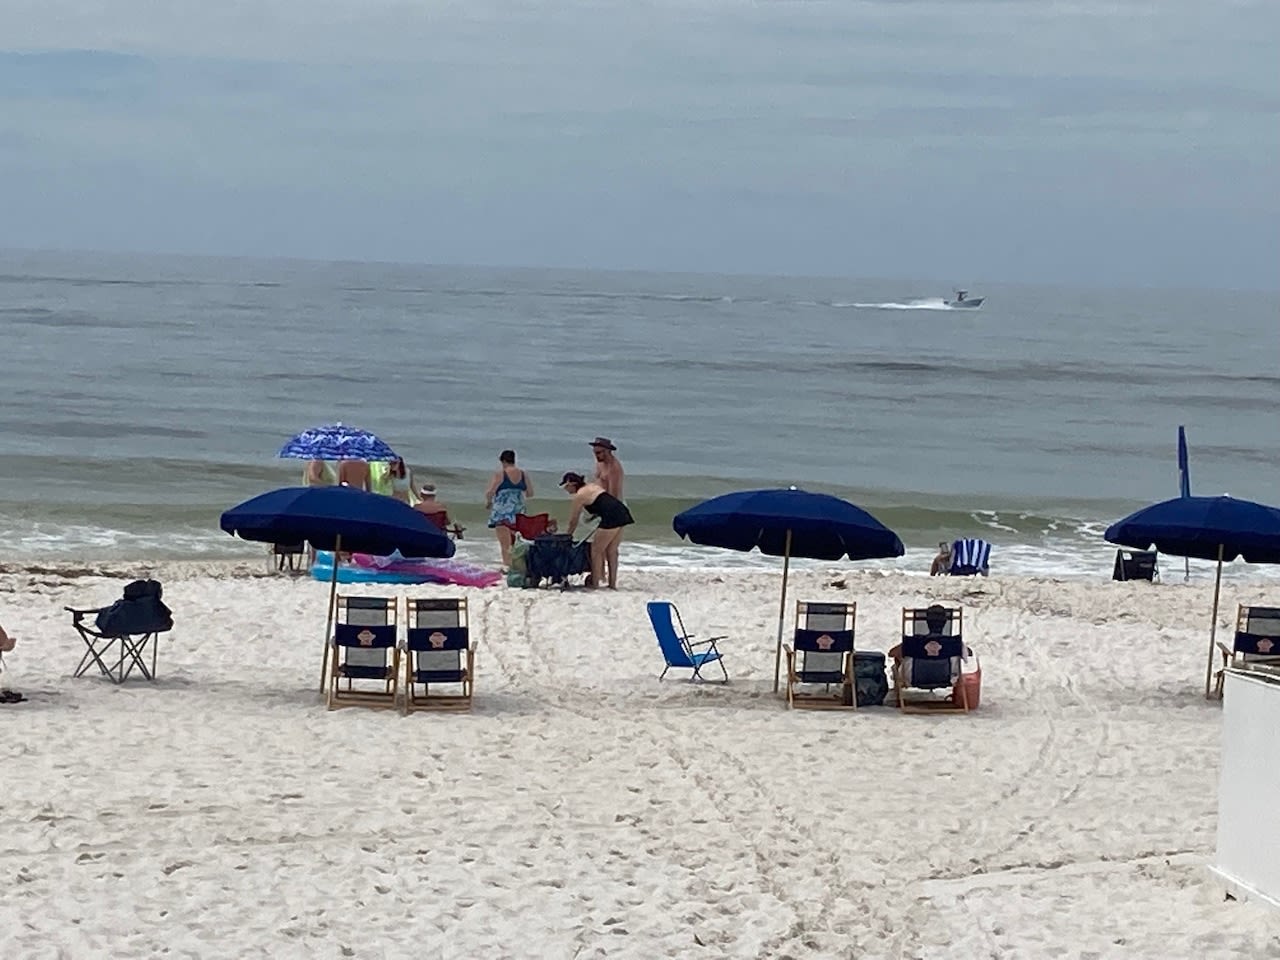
[{"x1": 1, "y1": 0, "x2": 1277, "y2": 289}]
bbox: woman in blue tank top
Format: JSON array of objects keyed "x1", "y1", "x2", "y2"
[{"x1": 485, "y1": 449, "x2": 533, "y2": 569}]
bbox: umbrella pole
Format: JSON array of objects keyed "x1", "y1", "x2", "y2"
[
  {"x1": 1204, "y1": 543, "x2": 1224, "y2": 699},
  {"x1": 319, "y1": 533, "x2": 341, "y2": 696},
  {"x1": 772, "y1": 529, "x2": 793, "y2": 694}
]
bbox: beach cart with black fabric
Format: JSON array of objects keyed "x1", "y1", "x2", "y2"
[
  {"x1": 404, "y1": 598, "x2": 474, "y2": 712},
  {"x1": 784, "y1": 601, "x2": 857, "y2": 709},
  {"x1": 328, "y1": 596, "x2": 399, "y2": 710},
  {"x1": 65, "y1": 579, "x2": 174, "y2": 684},
  {"x1": 525, "y1": 534, "x2": 592, "y2": 588}
]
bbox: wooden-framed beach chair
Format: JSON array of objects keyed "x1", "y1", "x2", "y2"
[
  {"x1": 328, "y1": 596, "x2": 399, "y2": 710},
  {"x1": 647, "y1": 601, "x2": 729, "y2": 682},
  {"x1": 896, "y1": 605, "x2": 969, "y2": 713},
  {"x1": 1214, "y1": 605, "x2": 1280, "y2": 698},
  {"x1": 404, "y1": 598, "x2": 474, "y2": 712},
  {"x1": 784, "y1": 601, "x2": 857, "y2": 709}
]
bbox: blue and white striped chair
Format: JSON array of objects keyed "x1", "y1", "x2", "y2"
[{"x1": 949, "y1": 538, "x2": 992, "y2": 577}]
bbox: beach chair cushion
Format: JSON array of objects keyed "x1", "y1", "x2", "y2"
[
  {"x1": 407, "y1": 625, "x2": 471, "y2": 683},
  {"x1": 792, "y1": 628, "x2": 854, "y2": 684},
  {"x1": 900, "y1": 635, "x2": 964, "y2": 689},
  {"x1": 1234, "y1": 607, "x2": 1280, "y2": 656}
]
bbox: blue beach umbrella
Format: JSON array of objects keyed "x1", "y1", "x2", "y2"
[
  {"x1": 222, "y1": 485, "x2": 455, "y2": 693},
  {"x1": 279, "y1": 422, "x2": 399, "y2": 462},
  {"x1": 1105, "y1": 494, "x2": 1280, "y2": 697},
  {"x1": 674, "y1": 487, "x2": 905, "y2": 692}
]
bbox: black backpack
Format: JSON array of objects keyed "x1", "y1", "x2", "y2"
[{"x1": 95, "y1": 579, "x2": 174, "y2": 637}]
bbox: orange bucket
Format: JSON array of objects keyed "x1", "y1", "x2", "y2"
[{"x1": 953, "y1": 660, "x2": 982, "y2": 709}]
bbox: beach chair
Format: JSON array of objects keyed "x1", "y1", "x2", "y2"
[
  {"x1": 405, "y1": 598, "x2": 474, "y2": 712},
  {"x1": 270, "y1": 539, "x2": 307, "y2": 573},
  {"x1": 328, "y1": 596, "x2": 399, "y2": 710},
  {"x1": 1113, "y1": 549, "x2": 1158, "y2": 582},
  {"x1": 421, "y1": 510, "x2": 466, "y2": 540},
  {"x1": 647, "y1": 601, "x2": 729, "y2": 682},
  {"x1": 65, "y1": 579, "x2": 174, "y2": 684},
  {"x1": 896, "y1": 605, "x2": 969, "y2": 713},
  {"x1": 950, "y1": 538, "x2": 991, "y2": 577},
  {"x1": 784, "y1": 601, "x2": 856, "y2": 709},
  {"x1": 503, "y1": 513, "x2": 557, "y2": 541},
  {"x1": 1213, "y1": 605, "x2": 1280, "y2": 698}
]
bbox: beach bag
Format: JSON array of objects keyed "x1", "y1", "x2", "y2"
[
  {"x1": 95, "y1": 579, "x2": 174, "y2": 636},
  {"x1": 853, "y1": 652, "x2": 889, "y2": 707},
  {"x1": 953, "y1": 655, "x2": 982, "y2": 709},
  {"x1": 507, "y1": 540, "x2": 530, "y2": 588}
]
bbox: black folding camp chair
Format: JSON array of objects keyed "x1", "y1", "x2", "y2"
[{"x1": 65, "y1": 579, "x2": 174, "y2": 684}]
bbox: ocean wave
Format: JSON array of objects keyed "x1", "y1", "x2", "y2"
[{"x1": 846, "y1": 298, "x2": 956, "y2": 310}]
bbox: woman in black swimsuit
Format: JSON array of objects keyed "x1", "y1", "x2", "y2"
[{"x1": 560, "y1": 471, "x2": 634, "y2": 589}]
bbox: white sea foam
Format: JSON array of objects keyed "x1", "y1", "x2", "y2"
[{"x1": 846, "y1": 297, "x2": 956, "y2": 310}]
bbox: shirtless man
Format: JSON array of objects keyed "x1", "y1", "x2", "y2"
[
  {"x1": 337, "y1": 458, "x2": 371, "y2": 491},
  {"x1": 589, "y1": 437, "x2": 625, "y2": 502}
]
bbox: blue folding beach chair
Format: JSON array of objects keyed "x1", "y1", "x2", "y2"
[
  {"x1": 950, "y1": 538, "x2": 992, "y2": 576},
  {"x1": 896, "y1": 605, "x2": 970, "y2": 713},
  {"x1": 328, "y1": 596, "x2": 399, "y2": 710},
  {"x1": 647, "y1": 601, "x2": 728, "y2": 682}
]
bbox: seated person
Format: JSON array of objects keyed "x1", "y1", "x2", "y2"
[
  {"x1": 888, "y1": 604, "x2": 966, "y2": 672},
  {"x1": 414, "y1": 484, "x2": 464, "y2": 538},
  {"x1": 0, "y1": 622, "x2": 24, "y2": 704},
  {"x1": 929, "y1": 541, "x2": 952, "y2": 576}
]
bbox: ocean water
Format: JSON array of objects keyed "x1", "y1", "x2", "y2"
[{"x1": 2, "y1": 249, "x2": 1277, "y2": 578}]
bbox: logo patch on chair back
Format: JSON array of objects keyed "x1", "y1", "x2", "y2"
[
  {"x1": 924, "y1": 639, "x2": 943, "y2": 657},
  {"x1": 1259, "y1": 639, "x2": 1275, "y2": 654},
  {"x1": 357, "y1": 629, "x2": 375, "y2": 647},
  {"x1": 429, "y1": 631, "x2": 447, "y2": 649},
  {"x1": 816, "y1": 633, "x2": 834, "y2": 651}
]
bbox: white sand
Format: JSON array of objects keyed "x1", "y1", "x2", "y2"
[{"x1": 2, "y1": 562, "x2": 1279, "y2": 959}]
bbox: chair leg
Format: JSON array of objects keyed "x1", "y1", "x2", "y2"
[{"x1": 659, "y1": 664, "x2": 670, "y2": 680}]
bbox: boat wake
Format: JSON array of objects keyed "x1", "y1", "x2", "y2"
[{"x1": 845, "y1": 298, "x2": 955, "y2": 311}]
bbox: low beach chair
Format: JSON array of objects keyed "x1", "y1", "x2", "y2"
[
  {"x1": 1213, "y1": 605, "x2": 1280, "y2": 698},
  {"x1": 328, "y1": 596, "x2": 399, "y2": 710},
  {"x1": 65, "y1": 579, "x2": 174, "y2": 684},
  {"x1": 949, "y1": 538, "x2": 991, "y2": 577},
  {"x1": 896, "y1": 605, "x2": 969, "y2": 713},
  {"x1": 270, "y1": 539, "x2": 307, "y2": 573},
  {"x1": 784, "y1": 601, "x2": 856, "y2": 709},
  {"x1": 421, "y1": 510, "x2": 466, "y2": 540},
  {"x1": 504, "y1": 513, "x2": 557, "y2": 541},
  {"x1": 405, "y1": 598, "x2": 474, "y2": 712},
  {"x1": 647, "y1": 601, "x2": 728, "y2": 682},
  {"x1": 1112, "y1": 549, "x2": 1158, "y2": 582}
]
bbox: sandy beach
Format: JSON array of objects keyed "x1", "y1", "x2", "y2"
[{"x1": 2, "y1": 562, "x2": 1278, "y2": 958}]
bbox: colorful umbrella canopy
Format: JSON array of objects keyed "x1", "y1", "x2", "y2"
[{"x1": 278, "y1": 423, "x2": 398, "y2": 462}]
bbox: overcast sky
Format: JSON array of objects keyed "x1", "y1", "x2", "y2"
[{"x1": 1, "y1": 0, "x2": 1276, "y2": 288}]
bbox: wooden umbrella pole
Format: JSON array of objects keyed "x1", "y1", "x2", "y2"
[
  {"x1": 319, "y1": 533, "x2": 341, "y2": 696},
  {"x1": 772, "y1": 529, "x2": 793, "y2": 694},
  {"x1": 1204, "y1": 542, "x2": 1224, "y2": 700}
]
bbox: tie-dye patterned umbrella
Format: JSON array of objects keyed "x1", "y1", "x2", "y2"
[{"x1": 278, "y1": 422, "x2": 398, "y2": 462}]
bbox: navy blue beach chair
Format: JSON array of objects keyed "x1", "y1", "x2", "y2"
[
  {"x1": 405, "y1": 598, "x2": 474, "y2": 712},
  {"x1": 1214, "y1": 605, "x2": 1280, "y2": 698},
  {"x1": 328, "y1": 595, "x2": 399, "y2": 710},
  {"x1": 896, "y1": 605, "x2": 970, "y2": 713},
  {"x1": 950, "y1": 538, "x2": 991, "y2": 577},
  {"x1": 784, "y1": 601, "x2": 857, "y2": 709},
  {"x1": 647, "y1": 601, "x2": 728, "y2": 682}
]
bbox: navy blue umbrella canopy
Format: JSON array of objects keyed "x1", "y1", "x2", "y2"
[
  {"x1": 674, "y1": 487, "x2": 903, "y2": 693},
  {"x1": 673, "y1": 488, "x2": 905, "y2": 561},
  {"x1": 1105, "y1": 494, "x2": 1280, "y2": 698},
  {"x1": 221, "y1": 486, "x2": 454, "y2": 558},
  {"x1": 1105, "y1": 495, "x2": 1280, "y2": 564}
]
